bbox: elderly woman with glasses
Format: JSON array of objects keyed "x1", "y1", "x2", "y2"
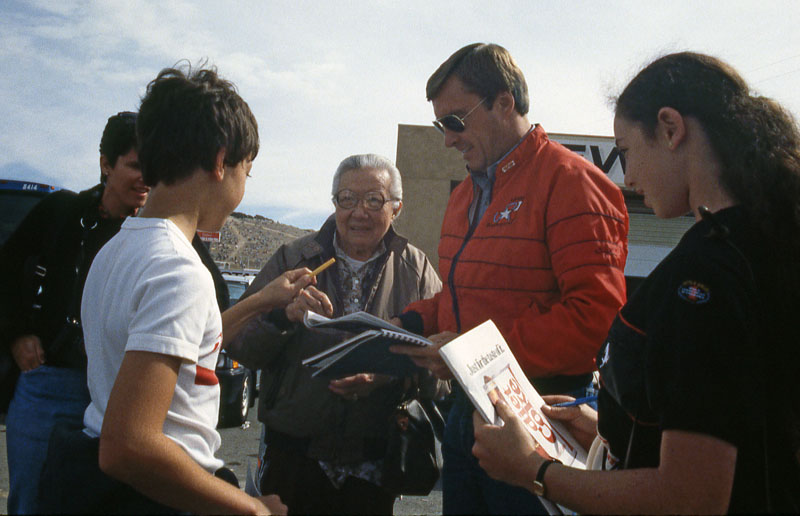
[{"x1": 227, "y1": 153, "x2": 444, "y2": 514}]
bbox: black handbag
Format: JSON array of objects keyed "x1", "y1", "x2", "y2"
[{"x1": 382, "y1": 398, "x2": 444, "y2": 495}]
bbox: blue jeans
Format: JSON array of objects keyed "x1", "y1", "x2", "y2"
[
  {"x1": 441, "y1": 383, "x2": 592, "y2": 515},
  {"x1": 6, "y1": 365, "x2": 89, "y2": 514}
]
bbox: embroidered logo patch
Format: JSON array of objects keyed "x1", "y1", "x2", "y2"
[
  {"x1": 501, "y1": 160, "x2": 516, "y2": 173},
  {"x1": 677, "y1": 280, "x2": 711, "y2": 304},
  {"x1": 489, "y1": 199, "x2": 524, "y2": 226}
]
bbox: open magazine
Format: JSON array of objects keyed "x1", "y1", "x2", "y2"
[
  {"x1": 439, "y1": 320, "x2": 586, "y2": 515},
  {"x1": 439, "y1": 320, "x2": 586, "y2": 467},
  {"x1": 302, "y1": 311, "x2": 432, "y2": 377}
]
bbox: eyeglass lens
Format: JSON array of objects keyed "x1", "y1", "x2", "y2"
[
  {"x1": 335, "y1": 190, "x2": 388, "y2": 211},
  {"x1": 433, "y1": 97, "x2": 486, "y2": 135},
  {"x1": 434, "y1": 116, "x2": 466, "y2": 134}
]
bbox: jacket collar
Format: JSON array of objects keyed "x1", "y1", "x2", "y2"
[
  {"x1": 494, "y1": 124, "x2": 548, "y2": 177},
  {"x1": 305, "y1": 214, "x2": 408, "y2": 261}
]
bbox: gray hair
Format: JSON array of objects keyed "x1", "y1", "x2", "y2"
[{"x1": 331, "y1": 154, "x2": 403, "y2": 208}]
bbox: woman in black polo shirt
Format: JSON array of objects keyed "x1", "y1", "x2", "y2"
[{"x1": 471, "y1": 51, "x2": 800, "y2": 514}]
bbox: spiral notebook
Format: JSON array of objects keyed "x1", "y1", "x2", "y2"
[{"x1": 302, "y1": 313, "x2": 432, "y2": 377}]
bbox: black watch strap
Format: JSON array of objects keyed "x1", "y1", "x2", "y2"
[{"x1": 532, "y1": 458, "x2": 561, "y2": 497}]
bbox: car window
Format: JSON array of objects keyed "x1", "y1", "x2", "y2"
[
  {"x1": 226, "y1": 281, "x2": 248, "y2": 304},
  {"x1": 0, "y1": 191, "x2": 50, "y2": 245}
]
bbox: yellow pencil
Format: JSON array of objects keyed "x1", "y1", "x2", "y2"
[{"x1": 310, "y1": 257, "x2": 336, "y2": 278}]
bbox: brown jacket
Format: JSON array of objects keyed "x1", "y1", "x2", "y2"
[{"x1": 227, "y1": 216, "x2": 443, "y2": 462}]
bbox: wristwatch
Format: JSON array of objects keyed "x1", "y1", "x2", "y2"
[{"x1": 532, "y1": 458, "x2": 561, "y2": 497}]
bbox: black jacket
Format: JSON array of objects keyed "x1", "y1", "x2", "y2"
[{"x1": 0, "y1": 184, "x2": 122, "y2": 368}]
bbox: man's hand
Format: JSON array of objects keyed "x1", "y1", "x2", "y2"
[
  {"x1": 10, "y1": 334, "x2": 45, "y2": 371},
  {"x1": 285, "y1": 285, "x2": 333, "y2": 322},
  {"x1": 472, "y1": 400, "x2": 543, "y2": 489},
  {"x1": 390, "y1": 331, "x2": 457, "y2": 379},
  {"x1": 256, "y1": 494, "x2": 287, "y2": 515},
  {"x1": 328, "y1": 373, "x2": 392, "y2": 401},
  {"x1": 251, "y1": 267, "x2": 315, "y2": 310}
]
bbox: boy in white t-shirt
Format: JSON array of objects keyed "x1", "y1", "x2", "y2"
[{"x1": 41, "y1": 66, "x2": 312, "y2": 515}]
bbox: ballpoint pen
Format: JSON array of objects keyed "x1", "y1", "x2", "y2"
[{"x1": 551, "y1": 395, "x2": 598, "y2": 408}]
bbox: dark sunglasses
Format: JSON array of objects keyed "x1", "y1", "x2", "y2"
[{"x1": 432, "y1": 97, "x2": 486, "y2": 134}]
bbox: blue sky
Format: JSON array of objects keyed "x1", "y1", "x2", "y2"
[{"x1": 2, "y1": 0, "x2": 799, "y2": 229}]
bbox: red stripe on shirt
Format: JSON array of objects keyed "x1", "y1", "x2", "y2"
[{"x1": 195, "y1": 365, "x2": 219, "y2": 386}]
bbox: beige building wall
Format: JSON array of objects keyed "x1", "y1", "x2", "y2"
[{"x1": 393, "y1": 124, "x2": 466, "y2": 270}]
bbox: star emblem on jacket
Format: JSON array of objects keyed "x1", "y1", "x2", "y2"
[{"x1": 490, "y1": 199, "x2": 524, "y2": 225}]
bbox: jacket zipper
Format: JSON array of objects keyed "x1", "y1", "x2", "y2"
[{"x1": 449, "y1": 190, "x2": 483, "y2": 334}]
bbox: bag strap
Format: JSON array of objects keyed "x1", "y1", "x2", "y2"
[{"x1": 416, "y1": 397, "x2": 445, "y2": 442}]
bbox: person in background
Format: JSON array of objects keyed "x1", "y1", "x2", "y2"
[
  {"x1": 227, "y1": 154, "x2": 444, "y2": 514},
  {"x1": 0, "y1": 111, "x2": 147, "y2": 514},
  {"x1": 39, "y1": 65, "x2": 307, "y2": 514},
  {"x1": 472, "y1": 51, "x2": 800, "y2": 514},
  {"x1": 390, "y1": 43, "x2": 628, "y2": 514}
]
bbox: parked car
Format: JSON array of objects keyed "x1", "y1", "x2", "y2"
[
  {"x1": 0, "y1": 179, "x2": 60, "y2": 245},
  {"x1": 216, "y1": 350, "x2": 256, "y2": 427},
  {"x1": 216, "y1": 271, "x2": 258, "y2": 427}
]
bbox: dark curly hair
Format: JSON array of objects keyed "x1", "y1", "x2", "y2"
[
  {"x1": 98, "y1": 111, "x2": 137, "y2": 183},
  {"x1": 136, "y1": 63, "x2": 259, "y2": 187}
]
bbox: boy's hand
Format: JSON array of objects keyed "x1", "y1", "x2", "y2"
[{"x1": 254, "y1": 267, "x2": 314, "y2": 309}]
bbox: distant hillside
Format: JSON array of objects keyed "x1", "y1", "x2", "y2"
[{"x1": 208, "y1": 212, "x2": 313, "y2": 270}]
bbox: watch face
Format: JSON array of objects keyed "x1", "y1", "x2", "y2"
[{"x1": 532, "y1": 480, "x2": 545, "y2": 497}]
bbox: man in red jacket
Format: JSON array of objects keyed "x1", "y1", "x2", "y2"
[{"x1": 392, "y1": 43, "x2": 628, "y2": 514}]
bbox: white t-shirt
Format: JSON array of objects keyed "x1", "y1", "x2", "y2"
[{"x1": 81, "y1": 217, "x2": 224, "y2": 473}]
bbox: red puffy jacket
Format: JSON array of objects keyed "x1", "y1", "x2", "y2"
[{"x1": 405, "y1": 125, "x2": 628, "y2": 378}]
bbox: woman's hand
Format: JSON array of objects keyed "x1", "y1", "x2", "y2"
[
  {"x1": 328, "y1": 373, "x2": 392, "y2": 401},
  {"x1": 541, "y1": 395, "x2": 598, "y2": 451},
  {"x1": 285, "y1": 285, "x2": 333, "y2": 322},
  {"x1": 390, "y1": 331, "x2": 457, "y2": 380},
  {"x1": 472, "y1": 400, "x2": 543, "y2": 489},
  {"x1": 11, "y1": 334, "x2": 45, "y2": 371}
]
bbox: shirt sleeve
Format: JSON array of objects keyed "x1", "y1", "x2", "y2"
[
  {"x1": 402, "y1": 292, "x2": 442, "y2": 336},
  {"x1": 126, "y1": 254, "x2": 216, "y2": 364}
]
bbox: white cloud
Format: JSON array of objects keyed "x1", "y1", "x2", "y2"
[{"x1": 1, "y1": 0, "x2": 799, "y2": 228}]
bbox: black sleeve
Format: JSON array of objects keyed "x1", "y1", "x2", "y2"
[{"x1": 0, "y1": 192, "x2": 68, "y2": 347}]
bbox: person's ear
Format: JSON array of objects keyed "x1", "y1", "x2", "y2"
[
  {"x1": 100, "y1": 155, "x2": 112, "y2": 180},
  {"x1": 391, "y1": 200, "x2": 403, "y2": 219},
  {"x1": 656, "y1": 107, "x2": 687, "y2": 150},
  {"x1": 495, "y1": 91, "x2": 515, "y2": 117},
  {"x1": 212, "y1": 148, "x2": 226, "y2": 182}
]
